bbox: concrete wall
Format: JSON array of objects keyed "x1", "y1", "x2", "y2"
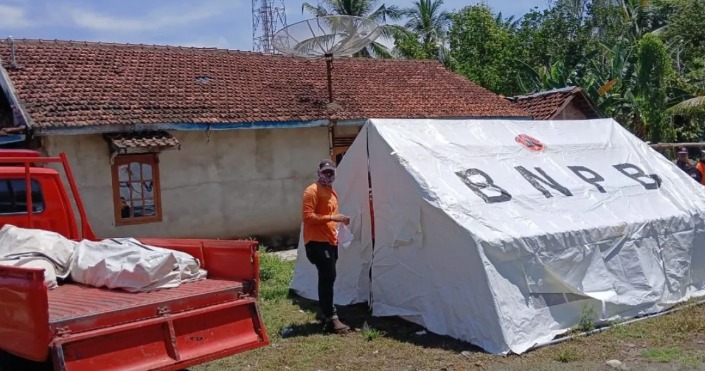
[
  {"x1": 558, "y1": 101, "x2": 589, "y2": 120},
  {"x1": 42, "y1": 127, "x2": 329, "y2": 247}
]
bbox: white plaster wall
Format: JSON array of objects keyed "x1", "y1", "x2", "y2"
[{"x1": 42, "y1": 127, "x2": 330, "y2": 243}]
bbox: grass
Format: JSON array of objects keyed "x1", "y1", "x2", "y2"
[
  {"x1": 577, "y1": 304, "x2": 597, "y2": 332},
  {"x1": 257, "y1": 245, "x2": 294, "y2": 301},
  {"x1": 193, "y1": 249, "x2": 705, "y2": 370},
  {"x1": 640, "y1": 347, "x2": 684, "y2": 362},
  {"x1": 554, "y1": 348, "x2": 580, "y2": 363},
  {"x1": 361, "y1": 327, "x2": 383, "y2": 342}
]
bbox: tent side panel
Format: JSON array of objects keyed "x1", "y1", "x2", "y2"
[{"x1": 366, "y1": 121, "x2": 509, "y2": 354}]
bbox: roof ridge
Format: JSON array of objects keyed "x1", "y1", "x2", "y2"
[
  {"x1": 0, "y1": 37, "x2": 444, "y2": 65},
  {"x1": 0, "y1": 37, "x2": 286, "y2": 57},
  {"x1": 509, "y1": 86, "x2": 579, "y2": 100}
]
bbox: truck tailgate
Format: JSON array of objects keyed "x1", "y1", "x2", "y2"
[{"x1": 48, "y1": 279, "x2": 266, "y2": 371}]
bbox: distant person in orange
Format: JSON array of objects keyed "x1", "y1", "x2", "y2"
[
  {"x1": 302, "y1": 159, "x2": 351, "y2": 334},
  {"x1": 696, "y1": 152, "x2": 705, "y2": 186}
]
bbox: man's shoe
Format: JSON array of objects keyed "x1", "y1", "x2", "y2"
[{"x1": 324, "y1": 317, "x2": 350, "y2": 334}]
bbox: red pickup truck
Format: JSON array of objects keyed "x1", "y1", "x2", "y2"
[{"x1": 0, "y1": 150, "x2": 269, "y2": 370}]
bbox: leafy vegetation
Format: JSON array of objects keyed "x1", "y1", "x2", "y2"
[
  {"x1": 394, "y1": 0, "x2": 450, "y2": 60},
  {"x1": 577, "y1": 304, "x2": 598, "y2": 332},
  {"x1": 555, "y1": 348, "x2": 581, "y2": 363},
  {"x1": 320, "y1": 0, "x2": 705, "y2": 145},
  {"x1": 361, "y1": 326, "x2": 382, "y2": 341}
]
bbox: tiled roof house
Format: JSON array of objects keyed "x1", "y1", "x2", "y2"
[
  {"x1": 507, "y1": 86, "x2": 602, "y2": 120},
  {"x1": 0, "y1": 39, "x2": 530, "y2": 245}
]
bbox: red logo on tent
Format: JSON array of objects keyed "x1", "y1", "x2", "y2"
[{"x1": 515, "y1": 134, "x2": 545, "y2": 152}]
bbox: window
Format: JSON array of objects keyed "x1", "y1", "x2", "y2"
[
  {"x1": 111, "y1": 154, "x2": 162, "y2": 225},
  {"x1": 333, "y1": 147, "x2": 348, "y2": 165},
  {"x1": 0, "y1": 179, "x2": 45, "y2": 214},
  {"x1": 332, "y1": 125, "x2": 361, "y2": 165}
]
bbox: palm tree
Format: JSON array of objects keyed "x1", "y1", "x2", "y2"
[
  {"x1": 301, "y1": 0, "x2": 402, "y2": 57},
  {"x1": 669, "y1": 82, "x2": 705, "y2": 116},
  {"x1": 400, "y1": 0, "x2": 451, "y2": 58}
]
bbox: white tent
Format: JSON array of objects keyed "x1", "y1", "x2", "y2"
[{"x1": 290, "y1": 118, "x2": 705, "y2": 355}]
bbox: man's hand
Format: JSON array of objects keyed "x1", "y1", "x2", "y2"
[{"x1": 331, "y1": 214, "x2": 351, "y2": 225}]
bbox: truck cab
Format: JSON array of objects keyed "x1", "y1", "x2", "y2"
[{"x1": 0, "y1": 150, "x2": 84, "y2": 239}]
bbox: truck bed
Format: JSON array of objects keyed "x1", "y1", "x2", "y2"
[
  {"x1": 48, "y1": 279, "x2": 248, "y2": 334},
  {"x1": 0, "y1": 238, "x2": 268, "y2": 370}
]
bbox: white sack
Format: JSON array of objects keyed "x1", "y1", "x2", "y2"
[
  {"x1": 70, "y1": 240, "x2": 182, "y2": 293},
  {"x1": 101, "y1": 238, "x2": 207, "y2": 283},
  {"x1": 0, "y1": 224, "x2": 76, "y2": 289}
]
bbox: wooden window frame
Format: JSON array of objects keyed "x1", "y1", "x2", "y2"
[
  {"x1": 332, "y1": 146, "x2": 350, "y2": 164},
  {"x1": 111, "y1": 154, "x2": 162, "y2": 226}
]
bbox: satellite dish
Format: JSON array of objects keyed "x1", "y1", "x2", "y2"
[
  {"x1": 272, "y1": 15, "x2": 383, "y2": 59},
  {"x1": 272, "y1": 15, "x2": 383, "y2": 104}
]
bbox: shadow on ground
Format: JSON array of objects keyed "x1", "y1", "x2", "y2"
[
  {"x1": 0, "y1": 350, "x2": 53, "y2": 371},
  {"x1": 284, "y1": 290, "x2": 485, "y2": 354}
]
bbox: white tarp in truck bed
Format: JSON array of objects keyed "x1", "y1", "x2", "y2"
[
  {"x1": 0, "y1": 225, "x2": 74, "y2": 289},
  {"x1": 0, "y1": 225, "x2": 206, "y2": 292},
  {"x1": 290, "y1": 118, "x2": 705, "y2": 355}
]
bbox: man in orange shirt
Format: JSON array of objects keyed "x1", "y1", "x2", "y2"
[
  {"x1": 302, "y1": 159, "x2": 351, "y2": 334},
  {"x1": 696, "y1": 152, "x2": 705, "y2": 186}
]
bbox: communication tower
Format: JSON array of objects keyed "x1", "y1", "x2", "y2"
[{"x1": 252, "y1": 0, "x2": 288, "y2": 53}]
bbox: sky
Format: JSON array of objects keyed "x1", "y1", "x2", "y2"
[{"x1": 0, "y1": 0, "x2": 551, "y2": 51}]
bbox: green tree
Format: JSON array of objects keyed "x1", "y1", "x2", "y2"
[
  {"x1": 438, "y1": 0, "x2": 701, "y2": 142},
  {"x1": 636, "y1": 33, "x2": 676, "y2": 142},
  {"x1": 301, "y1": 0, "x2": 401, "y2": 58},
  {"x1": 394, "y1": 0, "x2": 450, "y2": 60},
  {"x1": 448, "y1": 5, "x2": 522, "y2": 95},
  {"x1": 670, "y1": 58, "x2": 705, "y2": 115},
  {"x1": 667, "y1": 58, "x2": 705, "y2": 141},
  {"x1": 664, "y1": 0, "x2": 705, "y2": 67}
]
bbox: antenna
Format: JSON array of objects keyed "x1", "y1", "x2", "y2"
[
  {"x1": 272, "y1": 15, "x2": 382, "y2": 158},
  {"x1": 252, "y1": 0, "x2": 288, "y2": 54},
  {"x1": 272, "y1": 15, "x2": 383, "y2": 103}
]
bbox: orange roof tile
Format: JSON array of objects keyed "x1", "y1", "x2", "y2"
[
  {"x1": 106, "y1": 131, "x2": 180, "y2": 152},
  {"x1": 0, "y1": 39, "x2": 528, "y2": 130},
  {"x1": 507, "y1": 86, "x2": 601, "y2": 120}
]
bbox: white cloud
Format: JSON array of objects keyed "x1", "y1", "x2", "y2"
[
  {"x1": 0, "y1": 4, "x2": 36, "y2": 28},
  {"x1": 67, "y1": 4, "x2": 228, "y2": 33}
]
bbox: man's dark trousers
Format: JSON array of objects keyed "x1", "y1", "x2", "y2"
[{"x1": 305, "y1": 241, "x2": 338, "y2": 319}]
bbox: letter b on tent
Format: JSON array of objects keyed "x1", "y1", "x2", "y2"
[{"x1": 456, "y1": 168, "x2": 512, "y2": 203}]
